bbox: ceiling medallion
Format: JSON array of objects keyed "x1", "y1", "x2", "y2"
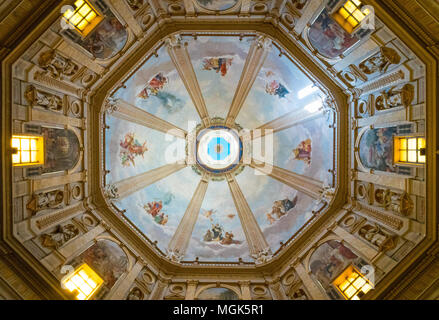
[{"x1": 191, "y1": 117, "x2": 245, "y2": 180}]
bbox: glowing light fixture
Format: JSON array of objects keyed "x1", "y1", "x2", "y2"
[
  {"x1": 333, "y1": 265, "x2": 373, "y2": 300},
  {"x1": 11, "y1": 135, "x2": 44, "y2": 166},
  {"x1": 304, "y1": 99, "x2": 323, "y2": 113},
  {"x1": 298, "y1": 84, "x2": 319, "y2": 99},
  {"x1": 394, "y1": 136, "x2": 426, "y2": 165},
  {"x1": 63, "y1": 0, "x2": 102, "y2": 36},
  {"x1": 332, "y1": 0, "x2": 371, "y2": 33},
  {"x1": 62, "y1": 263, "x2": 104, "y2": 300}
]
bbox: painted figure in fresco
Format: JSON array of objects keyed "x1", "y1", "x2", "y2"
[
  {"x1": 81, "y1": 17, "x2": 127, "y2": 59},
  {"x1": 359, "y1": 127, "x2": 397, "y2": 173},
  {"x1": 119, "y1": 132, "x2": 148, "y2": 167},
  {"x1": 292, "y1": 139, "x2": 312, "y2": 165},
  {"x1": 203, "y1": 209, "x2": 216, "y2": 221},
  {"x1": 202, "y1": 57, "x2": 233, "y2": 76},
  {"x1": 142, "y1": 201, "x2": 168, "y2": 225},
  {"x1": 40, "y1": 224, "x2": 79, "y2": 250},
  {"x1": 196, "y1": 0, "x2": 238, "y2": 11},
  {"x1": 308, "y1": 9, "x2": 359, "y2": 59},
  {"x1": 203, "y1": 222, "x2": 241, "y2": 245},
  {"x1": 265, "y1": 80, "x2": 290, "y2": 98},
  {"x1": 80, "y1": 241, "x2": 128, "y2": 289},
  {"x1": 266, "y1": 195, "x2": 298, "y2": 224},
  {"x1": 263, "y1": 71, "x2": 290, "y2": 99},
  {"x1": 359, "y1": 47, "x2": 401, "y2": 75},
  {"x1": 26, "y1": 190, "x2": 64, "y2": 214},
  {"x1": 138, "y1": 73, "x2": 168, "y2": 99}
]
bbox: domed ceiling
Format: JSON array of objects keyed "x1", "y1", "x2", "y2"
[{"x1": 104, "y1": 34, "x2": 336, "y2": 263}]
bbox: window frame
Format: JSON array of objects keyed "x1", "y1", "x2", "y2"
[
  {"x1": 394, "y1": 135, "x2": 426, "y2": 166},
  {"x1": 11, "y1": 135, "x2": 45, "y2": 167},
  {"x1": 62, "y1": 0, "x2": 103, "y2": 37},
  {"x1": 332, "y1": 0, "x2": 371, "y2": 34},
  {"x1": 333, "y1": 265, "x2": 373, "y2": 300}
]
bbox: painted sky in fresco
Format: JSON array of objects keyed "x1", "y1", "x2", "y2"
[
  {"x1": 236, "y1": 44, "x2": 323, "y2": 129},
  {"x1": 115, "y1": 167, "x2": 200, "y2": 253},
  {"x1": 235, "y1": 167, "x2": 320, "y2": 253},
  {"x1": 183, "y1": 35, "x2": 254, "y2": 120},
  {"x1": 185, "y1": 180, "x2": 250, "y2": 262},
  {"x1": 112, "y1": 44, "x2": 200, "y2": 130},
  {"x1": 105, "y1": 33, "x2": 334, "y2": 262},
  {"x1": 274, "y1": 115, "x2": 334, "y2": 185},
  {"x1": 105, "y1": 116, "x2": 185, "y2": 184}
]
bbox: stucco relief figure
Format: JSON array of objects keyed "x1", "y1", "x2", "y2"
[
  {"x1": 202, "y1": 57, "x2": 233, "y2": 77},
  {"x1": 24, "y1": 85, "x2": 63, "y2": 112},
  {"x1": 40, "y1": 224, "x2": 79, "y2": 250},
  {"x1": 119, "y1": 132, "x2": 148, "y2": 167},
  {"x1": 375, "y1": 189, "x2": 414, "y2": 216},
  {"x1": 358, "y1": 223, "x2": 397, "y2": 252},
  {"x1": 143, "y1": 201, "x2": 168, "y2": 225},
  {"x1": 266, "y1": 196, "x2": 298, "y2": 224},
  {"x1": 80, "y1": 17, "x2": 127, "y2": 59},
  {"x1": 138, "y1": 73, "x2": 168, "y2": 99},
  {"x1": 308, "y1": 9, "x2": 359, "y2": 59},
  {"x1": 292, "y1": 139, "x2": 312, "y2": 165},
  {"x1": 359, "y1": 47, "x2": 401, "y2": 75},
  {"x1": 375, "y1": 84, "x2": 415, "y2": 111},
  {"x1": 38, "y1": 50, "x2": 78, "y2": 79},
  {"x1": 126, "y1": 0, "x2": 143, "y2": 11},
  {"x1": 26, "y1": 190, "x2": 64, "y2": 214},
  {"x1": 127, "y1": 287, "x2": 144, "y2": 300}
]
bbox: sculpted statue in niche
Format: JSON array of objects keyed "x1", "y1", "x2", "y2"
[
  {"x1": 126, "y1": 0, "x2": 143, "y2": 10},
  {"x1": 291, "y1": 0, "x2": 308, "y2": 10},
  {"x1": 358, "y1": 223, "x2": 397, "y2": 252},
  {"x1": 374, "y1": 188, "x2": 414, "y2": 216},
  {"x1": 290, "y1": 288, "x2": 308, "y2": 300},
  {"x1": 26, "y1": 190, "x2": 64, "y2": 215},
  {"x1": 40, "y1": 224, "x2": 79, "y2": 250},
  {"x1": 38, "y1": 50, "x2": 79, "y2": 80},
  {"x1": 358, "y1": 47, "x2": 401, "y2": 75},
  {"x1": 375, "y1": 84, "x2": 415, "y2": 111},
  {"x1": 24, "y1": 85, "x2": 63, "y2": 112},
  {"x1": 127, "y1": 287, "x2": 144, "y2": 300}
]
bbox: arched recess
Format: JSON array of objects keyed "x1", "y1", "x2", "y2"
[
  {"x1": 194, "y1": 284, "x2": 241, "y2": 300},
  {"x1": 66, "y1": 238, "x2": 129, "y2": 299},
  {"x1": 60, "y1": 0, "x2": 129, "y2": 62},
  {"x1": 305, "y1": 238, "x2": 369, "y2": 300},
  {"x1": 355, "y1": 123, "x2": 413, "y2": 176},
  {"x1": 302, "y1": 1, "x2": 372, "y2": 62},
  {"x1": 41, "y1": 126, "x2": 81, "y2": 174}
]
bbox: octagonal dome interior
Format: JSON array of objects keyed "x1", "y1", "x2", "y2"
[{"x1": 104, "y1": 34, "x2": 335, "y2": 262}]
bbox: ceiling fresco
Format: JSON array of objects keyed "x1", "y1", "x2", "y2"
[
  {"x1": 235, "y1": 43, "x2": 322, "y2": 129},
  {"x1": 105, "y1": 33, "x2": 335, "y2": 262},
  {"x1": 273, "y1": 115, "x2": 334, "y2": 185}
]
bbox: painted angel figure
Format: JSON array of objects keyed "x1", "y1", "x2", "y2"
[
  {"x1": 292, "y1": 139, "x2": 312, "y2": 165},
  {"x1": 138, "y1": 73, "x2": 168, "y2": 99},
  {"x1": 202, "y1": 57, "x2": 233, "y2": 77}
]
